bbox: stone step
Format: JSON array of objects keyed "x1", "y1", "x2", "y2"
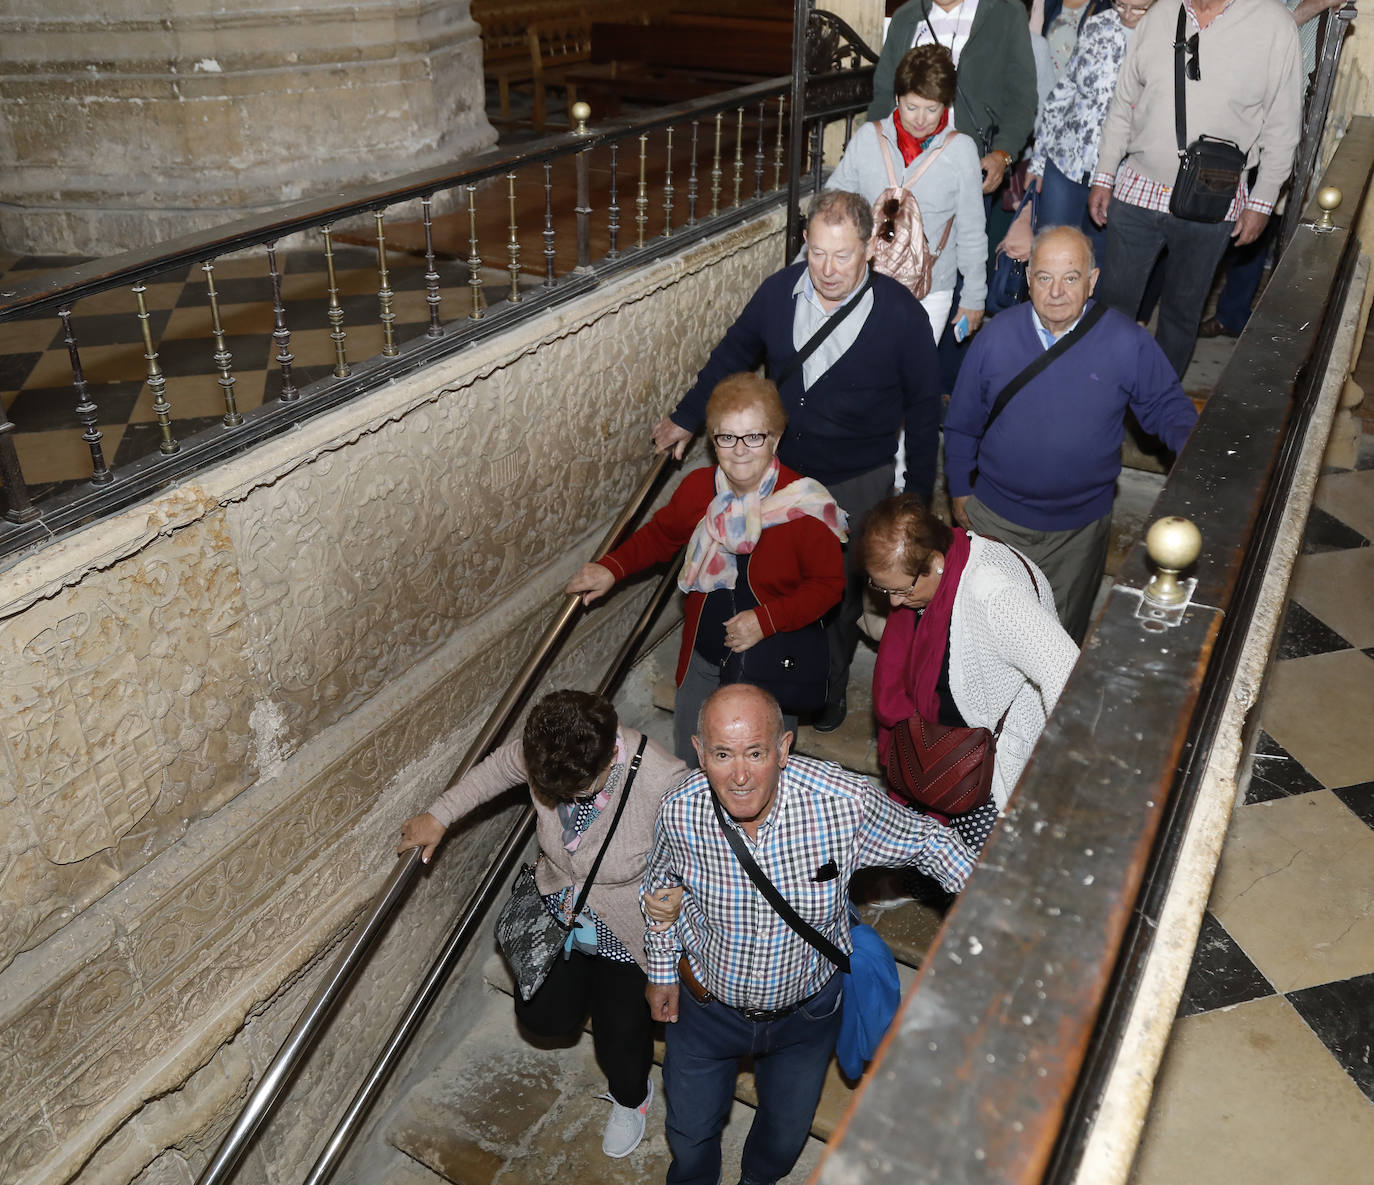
[{"x1": 386, "y1": 987, "x2": 824, "y2": 1185}]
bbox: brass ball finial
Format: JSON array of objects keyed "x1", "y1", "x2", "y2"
[
  {"x1": 1144, "y1": 516, "x2": 1202, "y2": 606},
  {"x1": 571, "y1": 101, "x2": 591, "y2": 135},
  {"x1": 1315, "y1": 186, "x2": 1342, "y2": 231}
]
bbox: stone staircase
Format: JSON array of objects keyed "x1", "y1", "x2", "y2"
[{"x1": 370, "y1": 461, "x2": 1167, "y2": 1185}]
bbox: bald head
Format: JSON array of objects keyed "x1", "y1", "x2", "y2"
[
  {"x1": 693, "y1": 684, "x2": 792, "y2": 836},
  {"x1": 1028, "y1": 225, "x2": 1099, "y2": 338}
]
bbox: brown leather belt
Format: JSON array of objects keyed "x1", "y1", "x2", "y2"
[
  {"x1": 678, "y1": 954, "x2": 713, "y2": 1004},
  {"x1": 677, "y1": 955, "x2": 824, "y2": 1022}
]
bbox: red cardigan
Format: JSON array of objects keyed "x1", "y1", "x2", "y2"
[{"x1": 600, "y1": 464, "x2": 846, "y2": 686}]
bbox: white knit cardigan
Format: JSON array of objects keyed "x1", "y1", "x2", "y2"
[{"x1": 947, "y1": 534, "x2": 1080, "y2": 808}]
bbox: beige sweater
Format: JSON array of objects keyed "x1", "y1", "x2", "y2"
[
  {"x1": 1094, "y1": 0, "x2": 1302, "y2": 208},
  {"x1": 427, "y1": 728, "x2": 688, "y2": 971}
]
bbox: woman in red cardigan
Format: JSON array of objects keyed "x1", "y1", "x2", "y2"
[{"x1": 567, "y1": 373, "x2": 848, "y2": 763}]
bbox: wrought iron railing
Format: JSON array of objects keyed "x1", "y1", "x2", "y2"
[{"x1": 0, "y1": 7, "x2": 876, "y2": 566}]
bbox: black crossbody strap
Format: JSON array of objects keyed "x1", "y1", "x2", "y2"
[
  {"x1": 708, "y1": 791, "x2": 851, "y2": 974},
  {"x1": 773, "y1": 274, "x2": 873, "y2": 390},
  {"x1": 980, "y1": 301, "x2": 1110, "y2": 442},
  {"x1": 567, "y1": 734, "x2": 648, "y2": 919},
  {"x1": 1174, "y1": 5, "x2": 1188, "y2": 156}
]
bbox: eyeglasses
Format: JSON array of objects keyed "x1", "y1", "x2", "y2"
[
  {"x1": 1112, "y1": 1, "x2": 1153, "y2": 14},
  {"x1": 879, "y1": 196, "x2": 900, "y2": 242},
  {"x1": 1181, "y1": 31, "x2": 1200, "y2": 80},
  {"x1": 866, "y1": 574, "x2": 918, "y2": 598},
  {"x1": 712, "y1": 431, "x2": 769, "y2": 449}
]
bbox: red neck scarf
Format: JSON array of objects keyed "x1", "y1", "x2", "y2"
[
  {"x1": 872, "y1": 527, "x2": 972, "y2": 765},
  {"x1": 891, "y1": 107, "x2": 950, "y2": 167}
]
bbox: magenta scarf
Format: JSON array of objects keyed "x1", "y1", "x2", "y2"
[{"x1": 872, "y1": 527, "x2": 972, "y2": 764}]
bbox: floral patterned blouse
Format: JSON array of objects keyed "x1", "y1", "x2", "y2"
[{"x1": 1029, "y1": 11, "x2": 1130, "y2": 184}]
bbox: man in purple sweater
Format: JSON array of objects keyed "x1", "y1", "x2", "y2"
[
  {"x1": 945, "y1": 227, "x2": 1197, "y2": 642},
  {"x1": 652, "y1": 190, "x2": 941, "y2": 731}
]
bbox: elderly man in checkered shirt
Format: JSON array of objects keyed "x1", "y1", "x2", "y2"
[{"x1": 642, "y1": 683, "x2": 972, "y2": 1185}]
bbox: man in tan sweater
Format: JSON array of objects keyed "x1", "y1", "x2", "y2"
[{"x1": 1086, "y1": 0, "x2": 1302, "y2": 377}]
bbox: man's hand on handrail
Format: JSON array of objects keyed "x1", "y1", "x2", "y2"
[
  {"x1": 652, "y1": 416, "x2": 693, "y2": 460},
  {"x1": 566, "y1": 562, "x2": 616, "y2": 605},
  {"x1": 398, "y1": 812, "x2": 446, "y2": 864}
]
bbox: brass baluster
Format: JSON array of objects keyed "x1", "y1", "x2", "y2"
[
  {"x1": 135, "y1": 281, "x2": 179, "y2": 452},
  {"x1": 575, "y1": 142, "x2": 592, "y2": 269},
  {"x1": 375, "y1": 212, "x2": 399, "y2": 355},
  {"x1": 0, "y1": 411, "x2": 39, "y2": 523},
  {"x1": 201, "y1": 263, "x2": 245, "y2": 425},
  {"x1": 542, "y1": 161, "x2": 557, "y2": 287},
  {"x1": 607, "y1": 141, "x2": 621, "y2": 259},
  {"x1": 265, "y1": 243, "x2": 299, "y2": 400},
  {"x1": 710, "y1": 112, "x2": 723, "y2": 216},
  {"x1": 773, "y1": 96, "x2": 786, "y2": 191},
  {"x1": 506, "y1": 173, "x2": 523, "y2": 301},
  {"x1": 732, "y1": 107, "x2": 745, "y2": 207},
  {"x1": 754, "y1": 100, "x2": 767, "y2": 198},
  {"x1": 421, "y1": 197, "x2": 445, "y2": 336},
  {"x1": 686, "y1": 120, "x2": 700, "y2": 225},
  {"x1": 662, "y1": 125, "x2": 675, "y2": 237},
  {"x1": 635, "y1": 133, "x2": 649, "y2": 249},
  {"x1": 320, "y1": 227, "x2": 351, "y2": 377},
  {"x1": 57, "y1": 304, "x2": 113, "y2": 481},
  {"x1": 466, "y1": 184, "x2": 484, "y2": 320}
]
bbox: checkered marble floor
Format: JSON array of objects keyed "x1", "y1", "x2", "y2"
[
  {"x1": 1130, "y1": 443, "x2": 1374, "y2": 1185},
  {"x1": 1, "y1": 235, "x2": 581, "y2": 509},
  {"x1": 0, "y1": 243, "x2": 514, "y2": 504}
]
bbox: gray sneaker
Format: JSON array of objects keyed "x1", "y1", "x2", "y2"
[{"x1": 600, "y1": 1078, "x2": 653, "y2": 1159}]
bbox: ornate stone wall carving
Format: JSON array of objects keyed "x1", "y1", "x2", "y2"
[{"x1": 0, "y1": 210, "x2": 785, "y2": 1185}]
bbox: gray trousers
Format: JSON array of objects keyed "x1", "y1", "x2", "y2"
[
  {"x1": 674, "y1": 648, "x2": 798, "y2": 767},
  {"x1": 822, "y1": 462, "x2": 897, "y2": 705},
  {"x1": 964, "y1": 495, "x2": 1111, "y2": 644}
]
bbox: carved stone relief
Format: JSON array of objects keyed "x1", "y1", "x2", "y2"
[
  {"x1": 0, "y1": 509, "x2": 256, "y2": 972},
  {"x1": 0, "y1": 215, "x2": 785, "y2": 1185}
]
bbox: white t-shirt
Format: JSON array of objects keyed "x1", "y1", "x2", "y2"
[{"x1": 911, "y1": 0, "x2": 982, "y2": 64}]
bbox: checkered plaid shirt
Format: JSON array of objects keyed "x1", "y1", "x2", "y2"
[
  {"x1": 1090, "y1": 164, "x2": 1264, "y2": 222},
  {"x1": 642, "y1": 756, "x2": 974, "y2": 1011}
]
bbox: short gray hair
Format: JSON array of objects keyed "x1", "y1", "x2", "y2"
[
  {"x1": 1029, "y1": 225, "x2": 1096, "y2": 272},
  {"x1": 806, "y1": 189, "x2": 874, "y2": 243},
  {"x1": 695, "y1": 684, "x2": 786, "y2": 748}
]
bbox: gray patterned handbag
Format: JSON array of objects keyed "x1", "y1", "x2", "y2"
[{"x1": 495, "y1": 736, "x2": 646, "y2": 1002}]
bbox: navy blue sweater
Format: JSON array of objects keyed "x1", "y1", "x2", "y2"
[
  {"x1": 669, "y1": 263, "x2": 941, "y2": 496},
  {"x1": 945, "y1": 302, "x2": 1198, "y2": 531}
]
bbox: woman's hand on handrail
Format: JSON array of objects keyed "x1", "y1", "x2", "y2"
[
  {"x1": 723, "y1": 610, "x2": 764, "y2": 653},
  {"x1": 652, "y1": 416, "x2": 693, "y2": 460},
  {"x1": 643, "y1": 884, "x2": 685, "y2": 932},
  {"x1": 398, "y1": 812, "x2": 447, "y2": 864},
  {"x1": 567, "y1": 562, "x2": 616, "y2": 605}
]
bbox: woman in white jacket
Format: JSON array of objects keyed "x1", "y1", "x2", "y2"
[
  {"x1": 827, "y1": 43, "x2": 988, "y2": 342},
  {"x1": 861, "y1": 494, "x2": 1078, "y2": 851}
]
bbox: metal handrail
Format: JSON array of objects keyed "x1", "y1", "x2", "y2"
[
  {"x1": 303, "y1": 544, "x2": 687, "y2": 1185},
  {"x1": 195, "y1": 453, "x2": 673, "y2": 1185}
]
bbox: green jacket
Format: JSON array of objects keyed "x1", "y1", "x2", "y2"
[{"x1": 865, "y1": 0, "x2": 1039, "y2": 160}]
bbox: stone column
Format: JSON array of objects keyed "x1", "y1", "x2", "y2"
[{"x1": 0, "y1": 0, "x2": 497, "y2": 255}]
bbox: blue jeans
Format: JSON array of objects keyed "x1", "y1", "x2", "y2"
[
  {"x1": 663, "y1": 972, "x2": 844, "y2": 1185},
  {"x1": 1094, "y1": 197, "x2": 1234, "y2": 377},
  {"x1": 1036, "y1": 160, "x2": 1106, "y2": 260}
]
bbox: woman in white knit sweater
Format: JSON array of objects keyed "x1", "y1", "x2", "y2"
[{"x1": 861, "y1": 494, "x2": 1078, "y2": 851}]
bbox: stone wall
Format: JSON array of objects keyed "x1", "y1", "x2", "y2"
[
  {"x1": 0, "y1": 0, "x2": 495, "y2": 254},
  {"x1": 0, "y1": 207, "x2": 786, "y2": 1185}
]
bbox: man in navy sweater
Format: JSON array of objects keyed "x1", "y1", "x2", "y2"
[
  {"x1": 652, "y1": 190, "x2": 941, "y2": 731},
  {"x1": 945, "y1": 226, "x2": 1197, "y2": 642}
]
